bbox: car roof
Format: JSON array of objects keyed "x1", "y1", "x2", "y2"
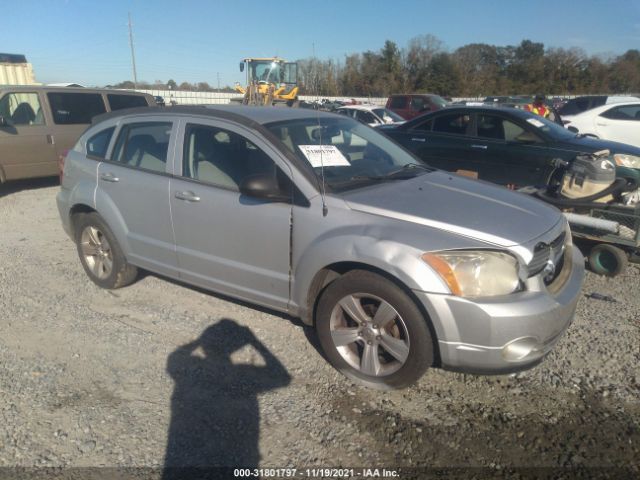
[
  {"x1": 574, "y1": 101, "x2": 640, "y2": 116},
  {"x1": 399, "y1": 105, "x2": 536, "y2": 128},
  {"x1": 605, "y1": 96, "x2": 640, "y2": 103},
  {"x1": 415, "y1": 104, "x2": 531, "y2": 116},
  {"x1": 92, "y1": 104, "x2": 340, "y2": 127},
  {"x1": 389, "y1": 93, "x2": 439, "y2": 97},
  {"x1": 337, "y1": 104, "x2": 383, "y2": 112}
]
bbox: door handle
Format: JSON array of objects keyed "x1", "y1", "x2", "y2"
[
  {"x1": 470, "y1": 144, "x2": 488, "y2": 150},
  {"x1": 411, "y1": 137, "x2": 426, "y2": 142},
  {"x1": 175, "y1": 191, "x2": 201, "y2": 202},
  {"x1": 46, "y1": 134, "x2": 55, "y2": 145},
  {"x1": 99, "y1": 172, "x2": 119, "y2": 182},
  {"x1": 596, "y1": 122, "x2": 608, "y2": 127}
]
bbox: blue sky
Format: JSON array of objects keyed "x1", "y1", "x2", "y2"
[{"x1": 1, "y1": 0, "x2": 639, "y2": 87}]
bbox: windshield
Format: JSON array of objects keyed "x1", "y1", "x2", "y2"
[
  {"x1": 429, "y1": 95, "x2": 449, "y2": 107},
  {"x1": 521, "y1": 113, "x2": 576, "y2": 140},
  {"x1": 373, "y1": 108, "x2": 404, "y2": 123},
  {"x1": 266, "y1": 116, "x2": 432, "y2": 192},
  {"x1": 251, "y1": 61, "x2": 282, "y2": 83}
]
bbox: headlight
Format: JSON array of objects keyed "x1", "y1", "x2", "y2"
[
  {"x1": 422, "y1": 250, "x2": 522, "y2": 298},
  {"x1": 613, "y1": 154, "x2": 640, "y2": 169}
]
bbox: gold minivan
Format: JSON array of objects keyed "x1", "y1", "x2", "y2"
[{"x1": 0, "y1": 86, "x2": 155, "y2": 183}]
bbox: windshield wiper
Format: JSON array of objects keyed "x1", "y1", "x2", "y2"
[{"x1": 348, "y1": 163, "x2": 433, "y2": 182}]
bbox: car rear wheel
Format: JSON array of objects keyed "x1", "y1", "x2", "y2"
[
  {"x1": 74, "y1": 213, "x2": 138, "y2": 289},
  {"x1": 316, "y1": 270, "x2": 433, "y2": 390}
]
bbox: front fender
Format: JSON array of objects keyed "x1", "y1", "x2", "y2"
[{"x1": 290, "y1": 224, "x2": 461, "y2": 324}]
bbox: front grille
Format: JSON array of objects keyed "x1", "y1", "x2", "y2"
[
  {"x1": 528, "y1": 244, "x2": 551, "y2": 276},
  {"x1": 527, "y1": 231, "x2": 566, "y2": 277}
]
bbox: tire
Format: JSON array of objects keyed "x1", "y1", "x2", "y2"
[
  {"x1": 588, "y1": 244, "x2": 628, "y2": 277},
  {"x1": 74, "y1": 213, "x2": 138, "y2": 289},
  {"x1": 315, "y1": 270, "x2": 434, "y2": 390}
]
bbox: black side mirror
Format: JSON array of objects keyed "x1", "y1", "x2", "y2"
[
  {"x1": 239, "y1": 62, "x2": 245, "y2": 73},
  {"x1": 239, "y1": 173, "x2": 290, "y2": 203},
  {"x1": 0, "y1": 115, "x2": 7, "y2": 127},
  {"x1": 567, "y1": 126, "x2": 579, "y2": 133}
]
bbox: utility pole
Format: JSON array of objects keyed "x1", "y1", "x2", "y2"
[
  {"x1": 312, "y1": 42, "x2": 318, "y2": 97},
  {"x1": 128, "y1": 12, "x2": 138, "y2": 89},
  {"x1": 217, "y1": 72, "x2": 220, "y2": 91}
]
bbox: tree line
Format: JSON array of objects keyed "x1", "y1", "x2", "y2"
[
  {"x1": 107, "y1": 35, "x2": 640, "y2": 98},
  {"x1": 297, "y1": 35, "x2": 640, "y2": 98}
]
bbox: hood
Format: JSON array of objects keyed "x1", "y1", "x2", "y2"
[
  {"x1": 342, "y1": 171, "x2": 561, "y2": 247},
  {"x1": 555, "y1": 135, "x2": 640, "y2": 156}
]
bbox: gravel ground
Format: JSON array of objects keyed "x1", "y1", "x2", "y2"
[{"x1": 0, "y1": 178, "x2": 638, "y2": 479}]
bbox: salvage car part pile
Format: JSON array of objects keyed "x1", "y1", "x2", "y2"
[{"x1": 532, "y1": 150, "x2": 640, "y2": 276}]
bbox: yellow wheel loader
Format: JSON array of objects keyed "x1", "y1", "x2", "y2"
[{"x1": 233, "y1": 57, "x2": 299, "y2": 106}]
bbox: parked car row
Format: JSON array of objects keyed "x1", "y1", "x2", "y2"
[
  {"x1": 335, "y1": 104, "x2": 405, "y2": 126},
  {"x1": 562, "y1": 101, "x2": 640, "y2": 148},
  {"x1": 3, "y1": 85, "x2": 635, "y2": 389},
  {"x1": 322, "y1": 91, "x2": 638, "y2": 151},
  {"x1": 558, "y1": 95, "x2": 640, "y2": 121},
  {"x1": 377, "y1": 105, "x2": 640, "y2": 187},
  {"x1": 385, "y1": 94, "x2": 450, "y2": 120}
]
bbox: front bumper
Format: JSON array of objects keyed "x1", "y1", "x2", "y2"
[{"x1": 413, "y1": 245, "x2": 584, "y2": 374}]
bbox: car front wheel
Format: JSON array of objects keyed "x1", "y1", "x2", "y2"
[
  {"x1": 316, "y1": 270, "x2": 434, "y2": 389},
  {"x1": 74, "y1": 213, "x2": 138, "y2": 289}
]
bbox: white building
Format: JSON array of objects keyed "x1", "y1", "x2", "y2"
[{"x1": 0, "y1": 53, "x2": 37, "y2": 85}]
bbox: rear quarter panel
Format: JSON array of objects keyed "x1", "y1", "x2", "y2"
[{"x1": 58, "y1": 150, "x2": 100, "y2": 235}]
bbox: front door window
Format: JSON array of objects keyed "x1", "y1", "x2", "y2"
[
  {"x1": 182, "y1": 124, "x2": 278, "y2": 190},
  {"x1": 0, "y1": 92, "x2": 45, "y2": 126}
]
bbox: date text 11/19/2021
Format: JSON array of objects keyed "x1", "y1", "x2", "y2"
[{"x1": 233, "y1": 468, "x2": 400, "y2": 478}]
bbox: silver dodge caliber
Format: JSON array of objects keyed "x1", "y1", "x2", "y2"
[{"x1": 57, "y1": 106, "x2": 584, "y2": 389}]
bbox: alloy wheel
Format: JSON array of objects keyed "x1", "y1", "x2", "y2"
[
  {"x1": 80, "y1": 226, "x2": 113, "y2": 280},
  {"x1": 329, "y1": 293, "x2": 410, "y2": 377}
]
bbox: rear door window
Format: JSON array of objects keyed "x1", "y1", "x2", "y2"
[
  {"x1": 107, "y1": 94, "x2": 149, "y2": 111},
  {"x1": 432, "y1": 113, "x2": 471, "y2": 136},
  {"x1": 575, "y1": 98, "x2": 591, "y2": 112},
  {"x1": 476, "y1": 114, "x2": 542, "y2": 142},
  {"x1": 47, "y1": 92, "x2": 106, "y2": 124},
  {"x1": 600, "y1": 105, "x2": 640, "y2": 120},
  {"x1": 111, "y1": 122, "x2": 172, "y2": 173},
  {"x1": 389, "y1": 96, "x2": 407, "y2": 109},
  {"x1": 87, "y1": 127, "x2": 115, "y2": 158},
  {"x1": 410, "y1": 97, "x2": 426, "y2": 112},
  {"x1": 559, "y1": 99, "x2": 581, "y2": 116},
  {"x1": 182, "y1": 124, "x2": 278, "y2": 191},
  {"x1": 355, "y1": 110, "x2": 378, "y2": 124}
]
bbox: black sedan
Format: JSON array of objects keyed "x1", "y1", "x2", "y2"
[{"x1": 379, "y1": 106, "x2": 640, "y2": 187}]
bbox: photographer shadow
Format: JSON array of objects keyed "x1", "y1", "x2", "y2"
[
  {"x1": 0, "y1": 176, "x2": 59, "y2": 198},
  {"x1": 163, "y1": 318, "x2": 291, "y2": 479}
]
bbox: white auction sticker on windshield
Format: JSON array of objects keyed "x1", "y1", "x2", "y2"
[
  {"x1": 526, "y1": 118, "x2": 545, "y2": 128},
  {"x1": 298, "y1": 145, "x2": 350, "y2": 167}
]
